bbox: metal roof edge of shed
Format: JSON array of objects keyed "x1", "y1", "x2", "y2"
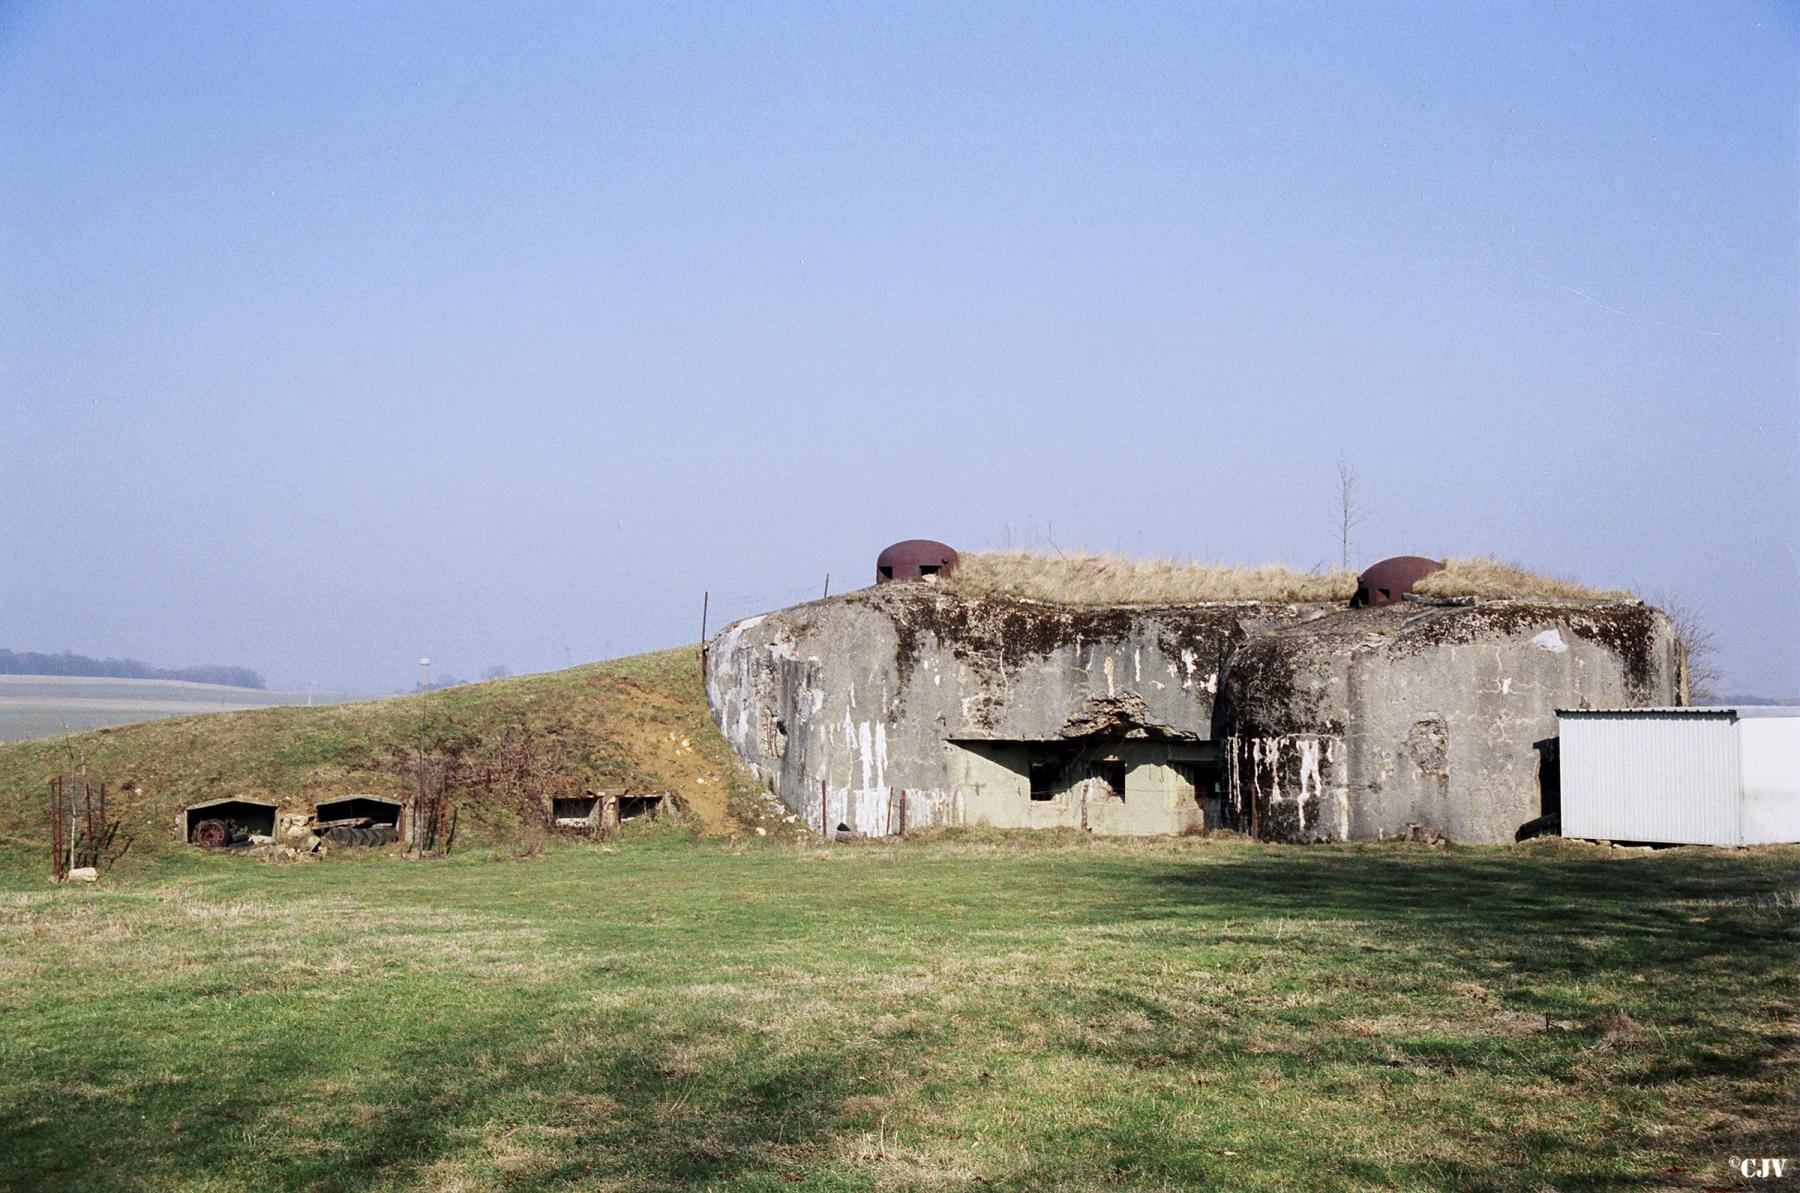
[
  {"x1": 1557, "y1": 706, "x2": 1800, "y2": 719},
  {"x1": 314, "y1": 793, "x2": 405, "y2": 805}
]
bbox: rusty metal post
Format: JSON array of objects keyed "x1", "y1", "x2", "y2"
[
  {"x1": 49, "y1": 777, "x2": 65, "y2": 880},
  {"x1": 823, "y1": 574, "x2": 830, "y2": 599},
  {"x1": 698, "y1": 591, "x2": 709, "y2": 662},
  {"x1": 897, "y1": 788, "x2": 906, "y2": 837},
  {"x1": 820, "y1": 778, "x2": 828, "y2": 843}
]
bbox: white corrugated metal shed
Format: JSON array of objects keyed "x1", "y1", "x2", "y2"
[{"x1": 1557, "y1": 706, "x2": 1800, "y2": 846}]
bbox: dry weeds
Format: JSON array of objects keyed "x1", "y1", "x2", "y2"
[
  {"x1": 945, "y1": 550, "x2": 1358, "y2": 604},
  {"x1": 1415, "y1": 555, "x2": 1632, "y2": 601},
  {"x1": 944, "y1": 550, "x2": 1636, "y2": 605}
]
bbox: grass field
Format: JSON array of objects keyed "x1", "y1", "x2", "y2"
[
  {"x1": 0, "y1": 676, "x2": 365, "y2": 744},
  {"x1": 1, "y1": 833, "x2": 1792, "y2": 1192}
]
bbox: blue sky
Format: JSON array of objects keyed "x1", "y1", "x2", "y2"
[{"x1": 3, "y1": 2, "x2": 1795, "y2": 694}]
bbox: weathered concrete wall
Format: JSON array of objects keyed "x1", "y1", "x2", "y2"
[
  {"x1": 1222, "y1": 601, "x2": 1681, "y2": 844},
  {"x1": 705, "y1": 584, "x2": 1311, "y2": 836},
  {"x1": 706, "y1": 584, "x2": 1680, "y2": 845}
]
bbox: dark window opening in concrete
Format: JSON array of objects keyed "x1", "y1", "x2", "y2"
[
  {"x1": 314, "y1": 796, "x2": 401, "y2": 830},
  {"x1": 1028, "y1": 762, "x2": 1061, "y2": 801},
  {"x1": 184, "y1": 799, "x2": 277, "y2": 846},
  {"x1": 878, "y1": 565, "x2": 895, "y2": 580},
  {"x1": 619, "y1": 795, "x2": 664, "y2": 821},
  {"x1": 553, "y1": 796, "x2": 600, "y2": 826},
  {"x1": 1176, "y1": 762, "x2": 1222, "y2": 826},
  {"x1": 1091, "y1": 761, "x2": 1126, "y2": 799},
  {"x1": 918, "y1": 564, "x2": 940, "y2": 576}
]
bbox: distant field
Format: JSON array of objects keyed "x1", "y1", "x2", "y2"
[{"x1": 0, "y1": 675, "x2": 367, "y2": 743}]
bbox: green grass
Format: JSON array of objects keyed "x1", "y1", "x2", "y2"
[{"x1": 0, "y1": 834, "x2": 1792, "y2": 1192}]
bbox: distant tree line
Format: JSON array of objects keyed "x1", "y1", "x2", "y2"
[{"x1": 0, "y1": 649, "x2": 265, "y2": 690}]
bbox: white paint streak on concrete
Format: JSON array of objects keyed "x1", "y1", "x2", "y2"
[
  {"x1": 1180, "y1": 649, "x2": 1198, "y2": 690},
  {"x1": 1104, "y1": 656, "x2": 1116, "y2": 697},
  {"x1": 1134, "y1": 648, "x2": 1142, "y2": 683},
  {"x1": 1329, "y1": 739, "x2": 1349, "y2": 839},
  {"x1": 1297, "y1": 737, "x2": 1324, "y2": 834},
  {"x1": 1531, "y1": 629, "x2": 1568, "y2": 654}
]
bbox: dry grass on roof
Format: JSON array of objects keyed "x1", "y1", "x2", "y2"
[
  {"x1": 1417, "y1": 556, "x2": 1633, "y2": 601},
  {"x1": 944, "y1": 550, "x2": 1358, "y2": 605},
  {"x1": 944, "y1": 550, "x2": 1636, "y2": 605}
]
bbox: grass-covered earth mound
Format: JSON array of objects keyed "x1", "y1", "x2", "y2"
[{"x1": 0, "y1": 647, "x2": 765, "y2": 859}]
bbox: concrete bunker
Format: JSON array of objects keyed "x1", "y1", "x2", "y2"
[
  {"x1": 313, "y1": 794, "x2": 402, "y2": 847},
  {"x1": 705, "y1": 552, "x2": 1680, "y2": 845},
  {"x1": 183, "y1": 797, "x2": 278, "y2": 847}
]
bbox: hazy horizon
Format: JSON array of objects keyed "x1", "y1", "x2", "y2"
[{"x1": 5, "y1": 3, "x2": 1796, "y2": 695}]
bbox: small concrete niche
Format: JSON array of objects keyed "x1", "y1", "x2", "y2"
[
  {"x1": 1089, "y1": 761, "x2": 1127, "y2": 799},
  {"x1": 1175, "y1": 761, "x2": 1223, "y2": 826},
  {"x1": 183, "y1": 798, "x2": 277, "y2": 846},
  {"x1": 618, "y1": 795, "x2": 664, "y2": 821},
  {"x1": 553, "y1": 796, "x2": 600, "y2": 828},
  {"x1": 1028, "y1": 762, "x2": 1061, "y2": 801},
  {"x1": 314, "y1": 795, "x2": 402, "y2": 831}
]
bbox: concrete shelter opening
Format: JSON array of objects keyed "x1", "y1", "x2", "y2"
[
  {"x1": 553, "y1": 795, "x2": 600, "y2": 828},
  {"x1": 182, "y1": 797, "x2": 277, "y2": 846},
  {"x1": 314, "y1": 795, "x2": 402, "y2": 831},
  {"x1": 619, "y1": 795, "x2": 664, "y2": 821}
]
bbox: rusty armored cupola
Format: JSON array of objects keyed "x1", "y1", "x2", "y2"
[
  {"x1": 876, "y1": 539, "x2": 958, "y2": 584},
  {"x1": 1352, "y1": 556, "x2": 1444, "y2": 607}
]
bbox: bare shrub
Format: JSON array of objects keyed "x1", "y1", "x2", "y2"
[
  {"x1": 1657, "y1": 596, "x2": 1721, "y2": 704},
  {"x1": 394, "y1": 717, "x2": 590, "y2": 856}
]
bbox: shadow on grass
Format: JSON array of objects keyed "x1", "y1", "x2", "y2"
[{"x1": 1, "y1": 1012, "x2": 882, "y2": 1192}]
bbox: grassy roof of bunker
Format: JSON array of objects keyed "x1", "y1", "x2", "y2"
[{"x1": 941, "y1": 551, "x2": 1635, "y2": 606}]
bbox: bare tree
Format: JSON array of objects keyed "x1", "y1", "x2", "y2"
[
  {"x1": 1659, "y1": 596, "x2": 1721, "y2": 704},
  {"x1": 1336, "y1": 461, "x2": 1365, "y2": 571}
]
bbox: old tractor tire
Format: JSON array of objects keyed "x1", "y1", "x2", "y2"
[
  {"x1": 368, "y1": 825, "x2": 397, "y2": 846},
  {"x1": 324, "y1": 826, "x2": 358, "y2": 846},
  {"x1": 192, "y1": 819, "x2": 230, "y2": 848}
]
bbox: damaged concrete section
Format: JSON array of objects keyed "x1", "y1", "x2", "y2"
[
  {"x1": 706, "y1": 580, "x2": 1680, "y2": 845},
  {"x1": 1220, "y1": 601, "x2": 1681, "y2": 843}
]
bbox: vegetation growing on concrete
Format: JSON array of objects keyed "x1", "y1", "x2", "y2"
[
  {"x1": 947, "y1": 551, "x2": 1637, "y2": 606},
  {"x1": 0, "y1": 835, "x2": 1790, "y2": 1191},
  {"x1": 947, "y1": 550, "x2": 1359, "y2": 604},
  {"x1": 1413, "y1": 555, "x2": 1631, "y2": 601}
]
